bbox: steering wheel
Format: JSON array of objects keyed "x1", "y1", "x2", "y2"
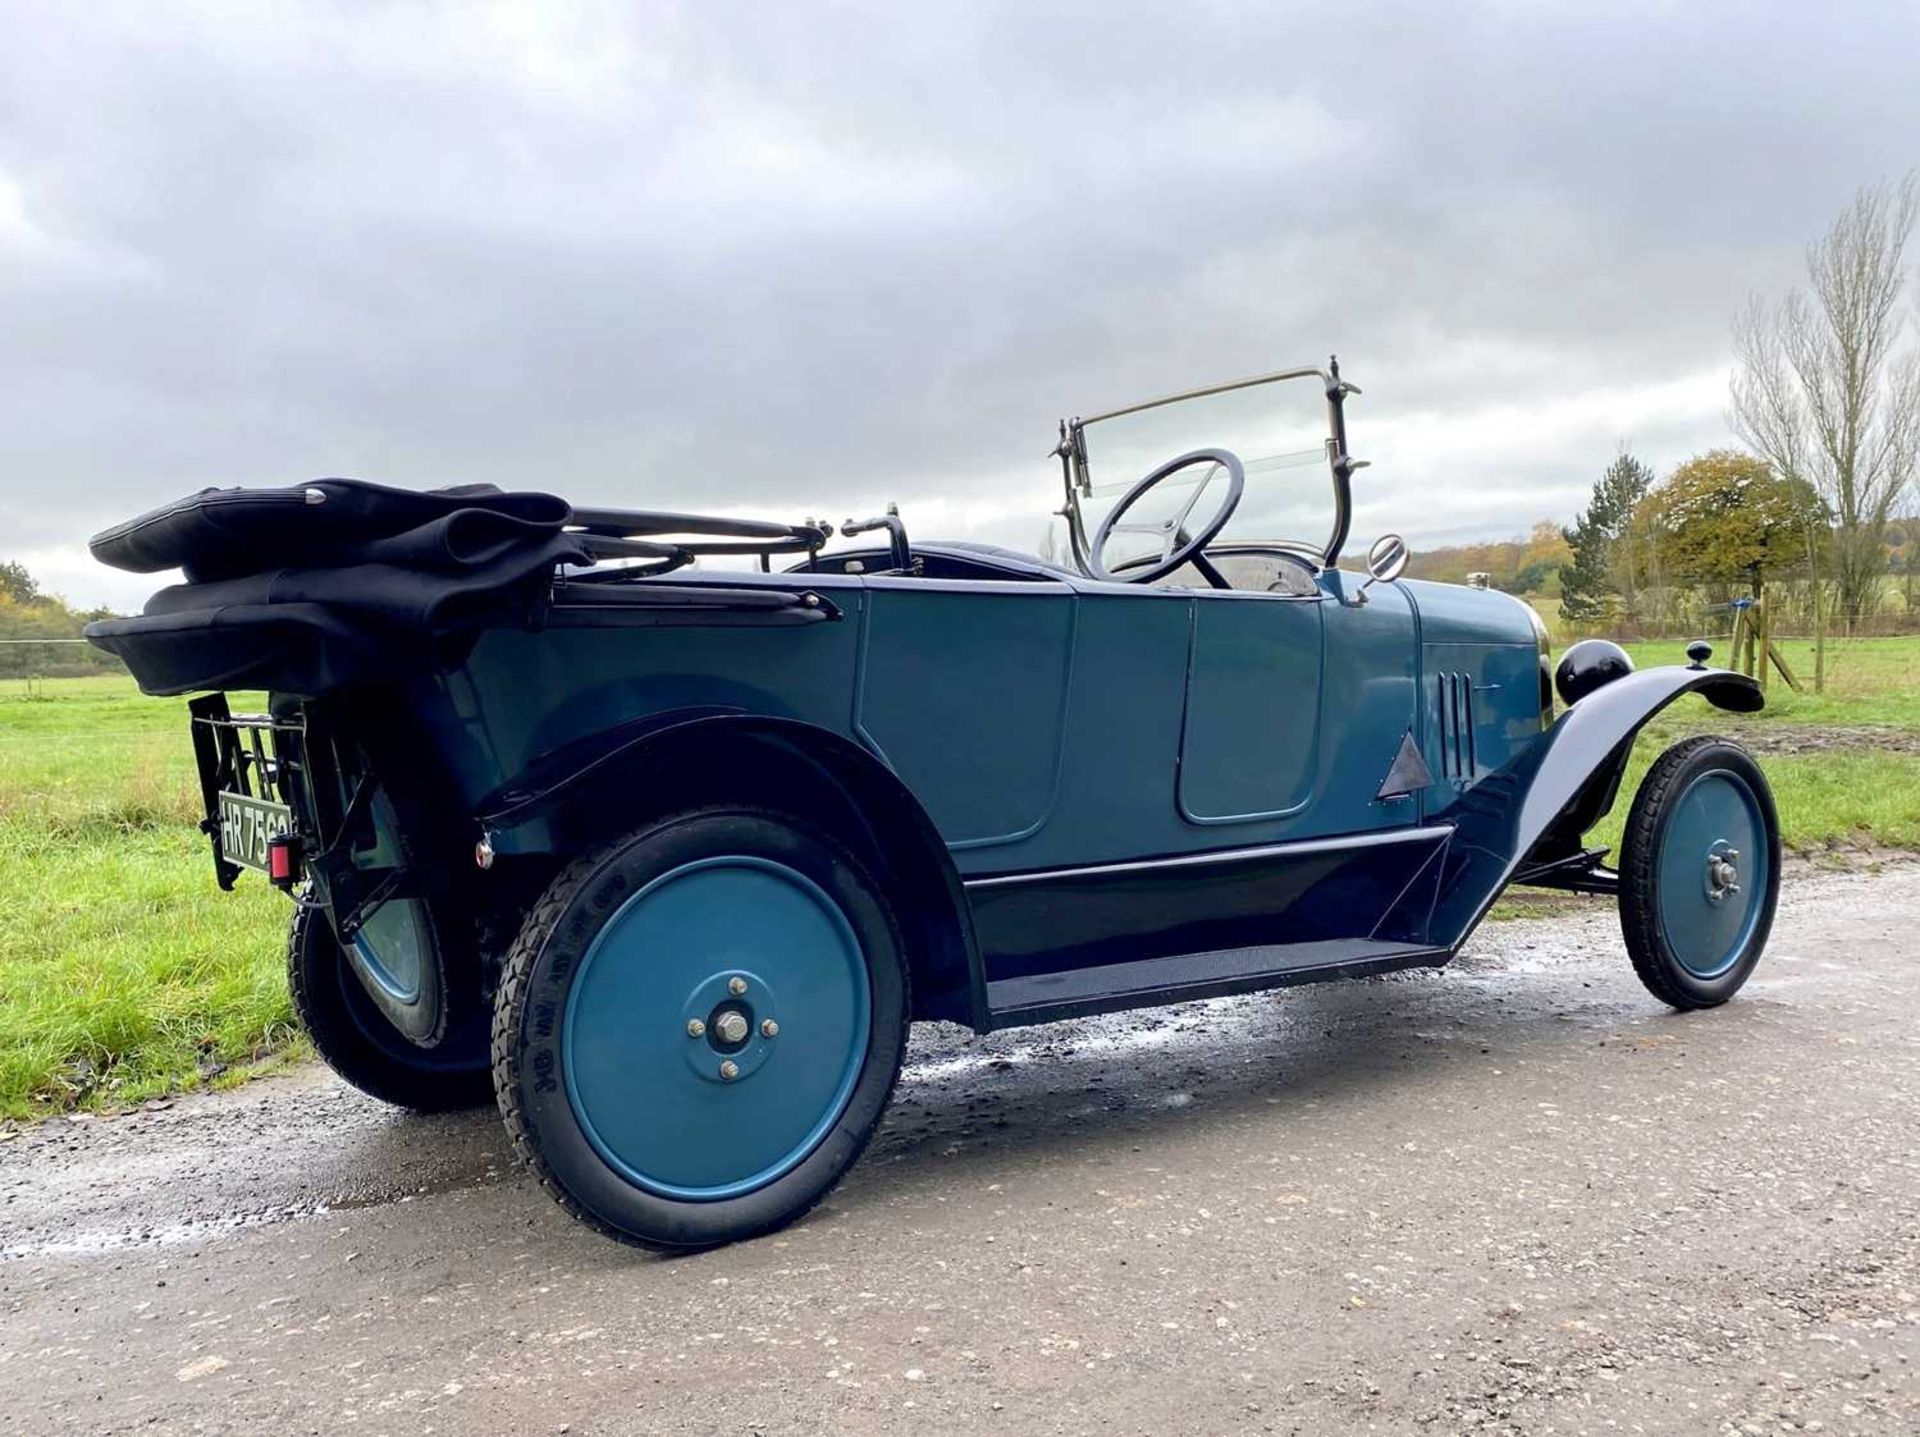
[{"x1": 1088, "y1": 448, "x2": 1245, "y2": 587}]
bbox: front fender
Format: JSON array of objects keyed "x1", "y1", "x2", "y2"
[
  {"x1": 1431, "y1": 665, "x2": 1761, "y2": 949},
  {"x1": 1515, "y1": 666, "x2": 1761, "y2": 860}
]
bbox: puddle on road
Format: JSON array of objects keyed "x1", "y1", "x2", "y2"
[
  {"x1": 899, "y1": 1007, "x2": 1228, "y2": 1086},
  {"x1": 2, "y1": 1211, "x2": 289, "y2": 1261},
  {"x1": 1, "y1": 1176, "x2": 505, "y2": 1262}
]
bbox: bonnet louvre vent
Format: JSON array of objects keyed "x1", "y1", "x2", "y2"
[{"x1": 1437, "y1": 671, "x2": 1477, "y2": 780}]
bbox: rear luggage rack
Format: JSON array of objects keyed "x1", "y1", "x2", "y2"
[{"x1": 190, "y1": 694, "x2": 305, "y2": 889}]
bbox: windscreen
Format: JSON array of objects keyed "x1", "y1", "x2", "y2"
[{"x1": 1076, "y1": 373, "x2": 1337, "y2": 570}]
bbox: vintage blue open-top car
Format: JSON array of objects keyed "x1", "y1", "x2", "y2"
[{"x1": 86, "y1": 361, "x2": 1779, "y2": 1249}]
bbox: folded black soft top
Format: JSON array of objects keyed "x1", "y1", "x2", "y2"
[
  {"x1": 88, "y1": 477, "x2": 574, "y2": 580},
  {"x1": 86, "y1": 479, "x2": 590, "y2": 696}
]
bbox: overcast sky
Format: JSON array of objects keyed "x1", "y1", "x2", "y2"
[{"x1": 4, "y1": 1, "x2": 1917, "y2": 609}]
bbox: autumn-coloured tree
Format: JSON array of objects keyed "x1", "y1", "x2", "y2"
[
  {"x1": 0, "y1": 562, "x2": 126, "y2": 679},
  {"x1": 0, "y1": 560, "x2": 41, "y2": 605},
  {"x1": 1405, "y1": 524, "x2": 1568, "y2": 594},
  {"x1": 1636, "y1": 451, "x2": 1823, "y2": 592}
]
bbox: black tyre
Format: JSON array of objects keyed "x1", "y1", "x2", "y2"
[
  {"x1": 288, "y1": 901, "x2": 494, "y2": 1110},
  {"x1": 492, "y1": 807, "x2": 910, "y2": 1251},
  {"x1": 1618, "y1": 736, "x2": 1781, "y2": 1010}
]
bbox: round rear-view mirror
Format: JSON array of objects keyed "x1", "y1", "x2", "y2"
[{"x1": 1366, "y1": 533, "x2": 1409, "y2": 585}]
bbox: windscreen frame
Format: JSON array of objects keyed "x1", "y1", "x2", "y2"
[{"x1": 1054, "y1": 360, "x2": 1363, "y2": 577}]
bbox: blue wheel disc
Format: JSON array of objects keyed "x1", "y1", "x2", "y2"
[
  {"x1": 343, "y1": 788, "x2": 430, "y2": 1010},
  {"x1": 350, "y1": 898, "x2": 429, "y2": 1004},
  {"x1": 1655, "y1": 768, "x2": 1770, "y2": 979},
  {"x1": 562, "y1": 855, "x2": 872, "y2": 1200}
]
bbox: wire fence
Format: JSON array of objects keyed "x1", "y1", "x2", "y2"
[{"x1": 0, "y1": 637, "x2": 127, "y2": 695}]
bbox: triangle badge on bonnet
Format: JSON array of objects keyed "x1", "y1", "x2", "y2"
[{"x1": 1376, "y1": 728, "x2": 1434, "y2": 800}]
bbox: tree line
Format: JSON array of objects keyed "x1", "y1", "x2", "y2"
[
  {"x1": 1423, "y1": 174, "x2": 1920, "y2": 663},
  {"x1": 0, "y1": 562, "x2": 124, "y2": 679},
  {"x1": 1566, "y1": 175, "x2": 1917, "y2": 661}
]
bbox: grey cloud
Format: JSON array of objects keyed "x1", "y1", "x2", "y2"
[{"x1": 3, "y1": 1, "x2": 1917, "y2": 606}]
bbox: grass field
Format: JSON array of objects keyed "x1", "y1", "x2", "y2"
[
  {"x1": 3, "y1": 637, "x2": 1917, "y2": 1118},
  {"x1": 0, "y1": 677, "x2": 298, "y2": 1117},
  {"x1": 1595, "y1": 636, "x2": 1920, "y2": 854}
]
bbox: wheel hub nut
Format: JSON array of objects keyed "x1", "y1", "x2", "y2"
[
  {"x1": 713, "y1": 1010, "x2": 750, "y2": 1045},
  {"x1": 685, "y1": 1018, "x2": 706, "y2": 1039},
  {"x1": 1708, "y1": 855, "x2": 1741, "y2": 899},
  {"x1": 718, "y1": 1059, "x2": 740, "y2": 1081},
  {"x1": 728, "y1": 976, "x2": 749, "y2": 996},
  {"x1": 760, "y1": 1018, "x2": 779, "y2": 1039}
]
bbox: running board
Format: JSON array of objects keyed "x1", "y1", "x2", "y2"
[{"x1": 982, "y1": 939, "x2": 1450, "y2": 1030}]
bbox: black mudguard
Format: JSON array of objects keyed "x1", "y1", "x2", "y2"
[{"x1": 1429, "y1": 665, "x2": 1763, "y2": 950}]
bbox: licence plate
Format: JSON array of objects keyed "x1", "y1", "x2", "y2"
[{"x1": 217, "y1": 791, "x2": 293, "y2": 873}]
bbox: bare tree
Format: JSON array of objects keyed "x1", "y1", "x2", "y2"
[{"x1": 1732, "y1": 174, "x2": 1920, "y2": 658}]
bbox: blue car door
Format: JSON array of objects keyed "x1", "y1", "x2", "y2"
[{"x1": 1177, "y1": 588, "x2": 1326, "y2": 824}]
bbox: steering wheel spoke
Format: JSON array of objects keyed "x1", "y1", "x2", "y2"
[
  {"x1": 1087, "y1": 448, "x2": 1246, "y2": 586},
  {"x1": 1188, "y1": 550, "x2": 1232, "y2": 591},
  {"x1": 1168, "y1": 466, "x2": 1216, "y2": 531}
]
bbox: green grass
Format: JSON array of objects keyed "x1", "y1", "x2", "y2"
[
  {"x1": 2, "y1": 639, "x2": 1917, "y2": 1119},
  {"x1": 1587, "y1": 728, "x2": 1920, "y2": 855},
  {"x1": 1595, "y1": 636, "x2": 1920, "y2": 855},
  {"x1": 1618, "y1": 634, "x2": 1920, "y2": 730},
  {"x1": 0, "y1": 676, "x2": 297, "y2": 1118}
]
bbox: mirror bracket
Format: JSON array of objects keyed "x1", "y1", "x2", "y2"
[{"x1": 1347, "y1": 533, "x2": 1409, "y2": 607}]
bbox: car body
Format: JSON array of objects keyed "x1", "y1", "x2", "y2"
[{"x1": 86, "y1": 360, "x2": 1776, "y2": 1248}]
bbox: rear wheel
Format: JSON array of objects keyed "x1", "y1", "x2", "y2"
[
  {"x1": 1618, "y1": 736, "x2": 1780, "y2": 1010},
  {"x1": 287, "y1": 901, "x2": 494, "y2": 1110},
  {"x1": 492, "y1": 807, "x2": 909, "y2": 1250},
  {"x1": 334, "y1": 772, "x2": 487, "y2": 1051}
]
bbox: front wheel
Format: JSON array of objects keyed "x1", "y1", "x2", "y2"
[
  {"x1": 492, "y1": 807, "x2": 910, "y2": 1250},
  {"x1": 1618, "y1": 736, "x2": 1781, "y2": 1010}
]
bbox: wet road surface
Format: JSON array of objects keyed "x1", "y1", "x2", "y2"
[{"x1": 3, "y1": 867, "x2": 1916, "y2": 1434}]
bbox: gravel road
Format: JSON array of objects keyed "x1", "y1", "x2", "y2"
[{"x1": 3, "y1": 866, "x2": 1916, "y2": 1435}]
